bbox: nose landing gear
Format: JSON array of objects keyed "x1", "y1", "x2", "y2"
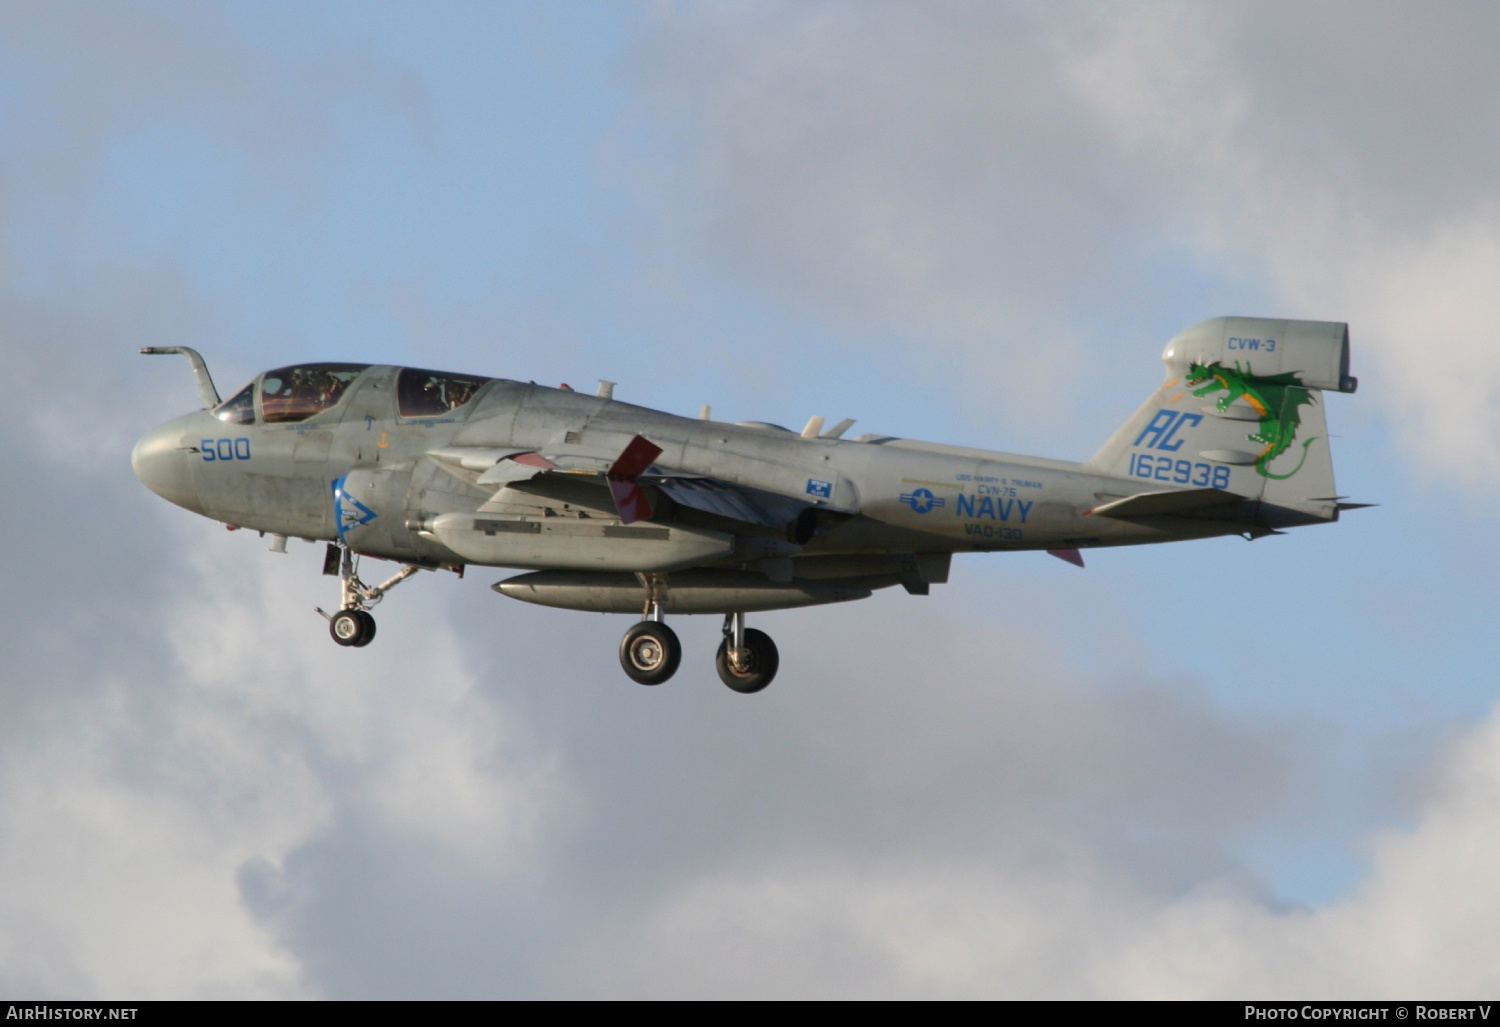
[{"x1": 317, "y1": 543, "x2": 420, "y2": 648}]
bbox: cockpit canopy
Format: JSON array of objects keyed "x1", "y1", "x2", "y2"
[
  {"x1": 214, "y1": 381, "x2": 256, "y2": 425},
  {"x1": 211, "y1": 363, "x2": 495, "y2": 425},
  {"x1": 396, "y1": 367, "x2": 490, "y2": 418},
  {"x1": 261, "y1": 363, "x2": 370, "y2": 423}
]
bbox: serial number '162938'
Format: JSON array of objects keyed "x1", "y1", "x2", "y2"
[{"x1": 1130, "y1": 452, "x2": 1230, "y2": 489}]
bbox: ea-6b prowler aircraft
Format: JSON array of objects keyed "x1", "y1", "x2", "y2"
[{"x1": 134, "y1": 316, "x2": 1363, "y2": 693}]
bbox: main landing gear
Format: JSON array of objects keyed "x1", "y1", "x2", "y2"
[
  {"x1": 715, "y1": 612, "x2": 778, "y2": 694},
  {"x1": 619, "y1": 620, "x2": 681, "y2": 684},
  {"x1": 317, "y1": 543, "x2": 420, "y2": 648},
  {"x1": 619, "y1": 573, "x2": 682, "y2": 684},
  {"x1": 615, "y1": 577, "x2": 779, "y2": 693}
]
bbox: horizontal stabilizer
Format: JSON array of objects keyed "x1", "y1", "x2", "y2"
[
  {"x1": 1307, "y1": 496, "x2": 1377, "y2": 513},
  {"x1": 1086, "y1": 487, "x2": 1244, "y2": 519}
]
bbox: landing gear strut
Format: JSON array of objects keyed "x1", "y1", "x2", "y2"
[
  {"x1": 715, "y1": 611, "x2": 778, "y2": 694},
  {"x1": 619, "y1": 573, "x2": 681, "y2": 684},
  {"x1": 317, "y1": 543, "x2": 420, "y2": 648}
]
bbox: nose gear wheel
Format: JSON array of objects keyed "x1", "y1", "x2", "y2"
[{"x1": 329, "y1": 608, "x2": 376, "y2": 647}]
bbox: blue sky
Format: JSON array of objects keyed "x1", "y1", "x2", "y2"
[{"x1": 3, "y1": 0, "x2": 1500, "y2": 998}]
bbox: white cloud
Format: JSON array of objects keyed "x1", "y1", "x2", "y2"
[
  {"x1": 1107, "y1": 704, "x2": 1500, "y2": 998},
  {"x1": 636, "y1": 1, "x2": 1500, "y2": 477},
  {"x1": 170, "y1": 534, "x2": 566, "y2": 864},
  {"x1": 0, "y1": 690, "x2": 313, "y2": 998},
  {"x1": 558, "y1": 695, "x2": 1500, "y2": 999},
  {"x1": 0, "y1": 516, "x2": 564, "y2": 998},
  {"x1": 630, "y1": 1, "x2": 1153, "y2": 432}
]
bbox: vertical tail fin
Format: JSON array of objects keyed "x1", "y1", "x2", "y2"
[{"x1": 1086, "y1": 317, "x2": 1355, "y2": 521}]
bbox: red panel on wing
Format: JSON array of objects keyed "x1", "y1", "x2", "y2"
[
  {"x1": 512, "y1": 452, "x2": 555, "y2": 469},
  {"x1": 609, "y1": 479, "x2": 653, "y2": 524},
  {"x1": 609, "y1": 435, "x2": 662, "y2": 480},
  {"x1": 607, "y1": 435, "x2": 663, "y2": 525}
]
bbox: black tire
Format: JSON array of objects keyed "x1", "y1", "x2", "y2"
[
  {"x1": 330, "y1": 609, "x2": 364, "y2": 647},
  {"x1": 715, "y1": 628, "x2": 779, "y2": 694},
  {"x1": 352, "y1": 610, "x2": 377, "y2": 647},
  {"x1": 619, "y1": 621, "x2": 681, "y2": 685}
]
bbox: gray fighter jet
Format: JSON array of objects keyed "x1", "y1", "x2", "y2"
[{"x1": 134, "y1": 316, "x2": 1363, "y2": 693}]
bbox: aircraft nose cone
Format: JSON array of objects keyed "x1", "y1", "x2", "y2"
[{"x1": 132, "y1": 422, "x2": 200, "y2": 510}]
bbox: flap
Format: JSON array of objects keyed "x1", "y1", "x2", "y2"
[{"x1": 649, "y1": 476, "x2": 804, "y2": 530}]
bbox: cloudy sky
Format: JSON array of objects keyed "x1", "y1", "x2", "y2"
[{"x1": 2, "y1": 0, "x2": 1499, "y2": 998}]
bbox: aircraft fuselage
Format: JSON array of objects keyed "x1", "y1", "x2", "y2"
[{"x1": 134, "y1": 367, "x2": 1262, "y2": 568}]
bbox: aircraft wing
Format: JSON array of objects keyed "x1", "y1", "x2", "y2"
[{"x1": 431, "y1": 438, "x2": 815, "y2": 534}]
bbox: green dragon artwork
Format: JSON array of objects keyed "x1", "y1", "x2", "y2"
[{"x1": 1186, "y1": 361, "x2": 1318, "y2": 479}]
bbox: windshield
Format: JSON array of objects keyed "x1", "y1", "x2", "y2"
[
  {"x1": 261, "y1": 364, "x2": 369, "y2": 424},
  {"x1": 214, "y1": 381, "x2": 256, "y2": 425},
  {"x1": 397, "y1": 367, "x2": 490, "y2": 418}
]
